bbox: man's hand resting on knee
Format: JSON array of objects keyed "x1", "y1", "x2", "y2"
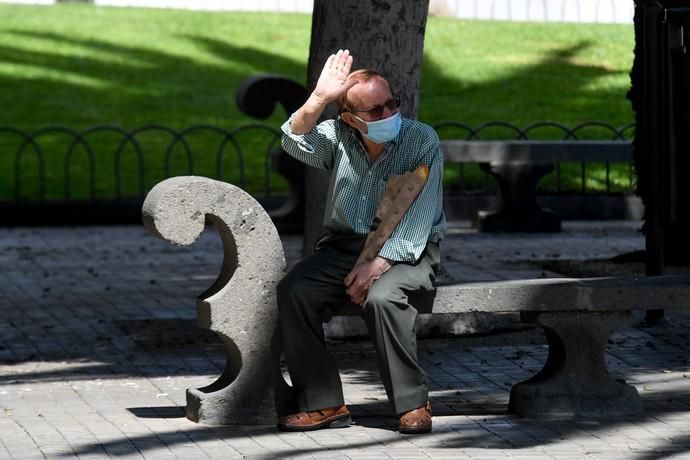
[{"x1": 344, "y1": 256, "x2": 392, "y2": 305}]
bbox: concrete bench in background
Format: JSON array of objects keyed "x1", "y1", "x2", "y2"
[
  {"x1": 440, "y1": 140, "x2": 632, "y2": 232},
  {"x1": 142, "y1": 176, "x2": 690, "y2": 425}
]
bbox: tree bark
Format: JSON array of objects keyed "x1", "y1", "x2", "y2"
[{"x1": 302, "y1": 0, "x2": 430, "y2": 255}]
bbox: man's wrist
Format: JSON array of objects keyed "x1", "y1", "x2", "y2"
[
  {"x1": 375, "y1": 256, "x2": 393, "y2": 272},
  {"x1": 308, "y1": 90, "x2": 330, "y2": 110},
  {"x1": 290, "y1": 93, "x2": 328, "y2": 134}
]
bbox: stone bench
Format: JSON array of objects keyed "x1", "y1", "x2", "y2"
[
  {"x1": 142, "y1": 176, "x2": 690, "y2": 425},
  {"x1": 440, "y1": 140, "x2": 632, "y2": 232}
]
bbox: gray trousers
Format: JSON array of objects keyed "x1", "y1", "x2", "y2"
[{"x1": 276, "y1": 233, "x2": 440, "y2": 415}]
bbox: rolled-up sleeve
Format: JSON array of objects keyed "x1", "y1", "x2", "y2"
[{"x1": 281, "y1": 116, "x2": 338, "y2": 171}]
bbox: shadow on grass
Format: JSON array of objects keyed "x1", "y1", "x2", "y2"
[
  {"x1": 0, "y1": 29, "x2": 305, "y2": 199},
  {"x1": 1, "y1": 29, "x2": 629, "y2": 128},
  {"x1": 0, "y1": 29, "x2": 306, "y2": 125},
  {"x1": 0, "y1": 29, "x2": 631, "y2": 199},
  {"x1": 420, "y1": 39, "x2": 631, "y2": 130}
]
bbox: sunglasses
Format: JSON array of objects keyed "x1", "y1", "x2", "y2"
[{"x1": 348, "y1": 94, "x2": 401, "y2": 120}]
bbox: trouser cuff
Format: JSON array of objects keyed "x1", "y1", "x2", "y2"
[
  {"x1": 393, "y1": 389, "x2": 429, "y2": 415},
  {"x1": 299, "y1": 392, "x2": 346, "y2": 412}
]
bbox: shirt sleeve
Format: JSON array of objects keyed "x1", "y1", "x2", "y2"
[
  {"x1": 377, "y1": 138, "x2": 444, "y2": 263},
  {"x1": 280, "y1": 115, "x2": 337, "y2": 171}
]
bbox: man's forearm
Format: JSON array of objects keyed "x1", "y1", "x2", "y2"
[{"x1": 289, "y1": 92, "x2": 330, "y2": 134}]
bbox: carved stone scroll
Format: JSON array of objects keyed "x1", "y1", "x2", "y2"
[{"x1": 142, "y1": 176, "x2": 287, "y2": 424}]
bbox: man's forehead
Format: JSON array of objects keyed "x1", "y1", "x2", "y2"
[{"x1": 348, "y1": 76, "x2": 391, "y2": 104}]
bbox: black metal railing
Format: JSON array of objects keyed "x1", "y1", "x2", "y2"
[
  {"x1": 2, "y1": 123, "x2": 283, "y2": 202},
  {"x1": 1, "y1": 121, "x2": 635, "y2": 206}
]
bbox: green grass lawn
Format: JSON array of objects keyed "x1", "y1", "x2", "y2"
[{"x1": 0, "y1": 4, "x2": 635, "y2": 200}]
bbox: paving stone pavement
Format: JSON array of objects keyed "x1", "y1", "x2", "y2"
[{"x1": 2, "y1": 221, "x2": 690, "y2": 459}]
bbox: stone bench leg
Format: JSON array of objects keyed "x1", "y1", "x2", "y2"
[
  {"x1": 477, "y1": 162, "x2": 561, "y2": 232},
  {"x1": 509, "y1": 311, "x2": 642, "y2": 418},
  {"x1": 142, "y1": 176, "x2": 289, "y2": 425}
]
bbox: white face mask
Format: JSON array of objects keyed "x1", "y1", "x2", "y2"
[{"x1": 353, "y1": 112, "x2": 402, "y2": 144}]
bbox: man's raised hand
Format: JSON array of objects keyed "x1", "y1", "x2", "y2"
[{"x1": 313, "y1": 49, "x2": 358, "y2": 104}]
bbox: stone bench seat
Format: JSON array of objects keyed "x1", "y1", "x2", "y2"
[
  {"x1": 335, "y1": 273, "x2": 687, "y2": 315},
  {"x1": 440, "y1": 140, "x2": 631, "y2": 163},
  {"x1": 142, "y1": 176, "x2": 690, "y2": 425}
]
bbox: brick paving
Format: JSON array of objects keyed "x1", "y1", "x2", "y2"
[{"x1": 2, "y1": 221, "x2": 690, "y2": 459}]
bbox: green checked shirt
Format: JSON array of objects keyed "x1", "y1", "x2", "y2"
[{"x1": 281, "y1": 115, "x2": 447, "y2": 263}]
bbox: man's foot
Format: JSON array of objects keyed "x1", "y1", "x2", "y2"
[
  {"x1": 399, "y1": 402, "x2": 432, "y2": 434},
  {"x1": 277, "y1": 405, "x2": 351, "y2": 432}
]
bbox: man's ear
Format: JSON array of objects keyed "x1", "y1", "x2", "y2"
[{"x1": 340, "y1": 112, "x2": 364, "y2": 132}]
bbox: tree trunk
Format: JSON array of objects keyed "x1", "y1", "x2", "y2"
[{"x1": 302, "y1": 0, "x2": 430, "y2": 255}]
